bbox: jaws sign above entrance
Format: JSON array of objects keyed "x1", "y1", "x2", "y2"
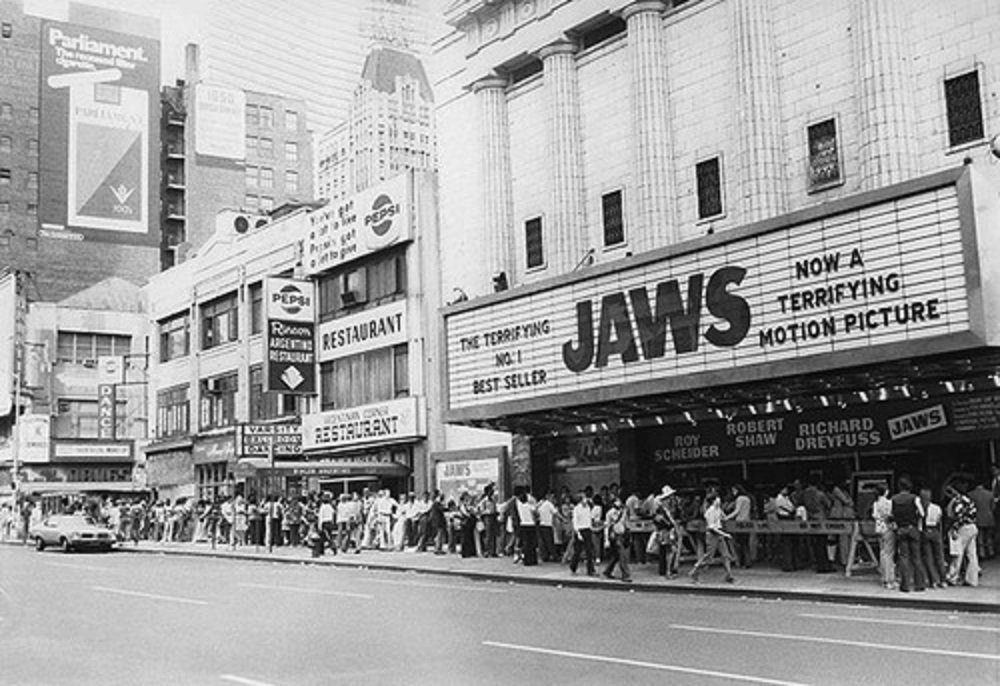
[{"x1": 445, "y1": 181, "x2": 972, "y2": 413}]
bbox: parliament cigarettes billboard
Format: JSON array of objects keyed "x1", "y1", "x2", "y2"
[
  {"x1": 444, "y1": 170, "x2": 992, "y2": 420},
  {"x1": 39, "y1": 21, "x2": 160, "y2": 245}
]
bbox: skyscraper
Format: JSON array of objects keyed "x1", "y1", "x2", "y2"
[{"x1": 196, "y1": 0, "x2": 436, "y2": 133}]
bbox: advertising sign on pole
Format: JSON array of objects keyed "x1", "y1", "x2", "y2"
[
  {"x1": 97, "y1": 355, "x2": 124, "y2": 384},
  {"x1": 264, "y1": 277, "x2": 316, "y2": 394},
  {"x1": 38, "y1": 21, "x2": 160, "y2": 244},
  {"x1": 0, "y1": 273, "x2": 16, "y2": 417},
  {"x1": 16, "y1": 414, "x2": 51, "y2": 464}
]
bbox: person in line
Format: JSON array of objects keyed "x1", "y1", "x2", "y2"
[
  {"x1": 828, "y1": 479, "x2": 855, "y2": 567},
  {"x1": 945, "y1": 482, "x2": 980, "y2": 587},
  {"x1": 478, "y1": 484, "x2": 499, "y2": 557},
  {"x1": 775, "y1": 484, "x2": 798, "y2": 572},
  {"x1": 890, "y1": 476, "x2": 926, "y2": 593},
  {"x1": 515, "y1": 487, "x2": 539, "y2": 566},
  {"x1": 969, "y1": 479, "x2": 995, "y2": 561},
  {"x1": 318, "y1": 492, "x2": 336, "y2": 555},
  {"x1": 872, "y1": 484, "x2": 896, "y2": 589},
  {"x1": 569, "y1": 491, "x2": 596, "y2": 576},
  {"x1": 459, "y1": 493, "x2": 478, "y2": 558},
  {"x1": 602, "y1": 496, "x2": 631, "y2": 582},
  {"x1": 726, "y1": 484, "x2": 753, "y2": 569},
  {"x1": 652, "y1": 485, "x2": 681, "y2": 578},
  {"x1": 429, "y1": 491, "x2": 447, "y2": 555},
  {"x1": 689, "y1": 492, "x2": 735, "y2": 584},
  {"x1": 919, "y1": 487, "x2": 946, "y2": 588},
  {"x1": 536, "y1": 491, "x2": 557, "y2": 562},
  {"x1": 801, "y1": 476, "x2": 834, "y2": 573}
]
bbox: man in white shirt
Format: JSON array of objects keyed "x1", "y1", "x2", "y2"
[
  {"x1": 872, "y1": 485, "x2": 896, "y2": 589},
  {"x1": 689, "y1": 493, "x2": 735, "y2": 583},
  {"x1": 568, "y1": 492, "x2": 596, "y2": 576},
  {"x1": 536, "y1": 492, "x2": 558, "y2": 562}
]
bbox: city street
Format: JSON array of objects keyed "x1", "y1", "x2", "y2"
[{"x1": 1, "y1": 545, "x2": 997, "y2": 686}]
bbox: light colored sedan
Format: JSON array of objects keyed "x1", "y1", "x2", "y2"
[{"x1": 30, "y1": 514, "x2": 116, "y2": 553}]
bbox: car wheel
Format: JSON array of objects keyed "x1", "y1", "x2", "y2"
[
  {"x1": 60, "y1": 537, "x2": 72, "y2": 553},
  {"x1": 34, "y1": 536, "x2": 45, "y2": 551}
]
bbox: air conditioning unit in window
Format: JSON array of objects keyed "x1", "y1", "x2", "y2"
[
  {"x1": 81, "y1": 358, "x2": 97, "y2": 368},
  {"x1": 339, "y1": 269, "x2": 367, "y2": 307},
  {"x1": 215, "y1": 209, "x2": 269, "y2": 237},
  {"x1": 204, "y1": 378, "x2": 221, "y2": 394}
]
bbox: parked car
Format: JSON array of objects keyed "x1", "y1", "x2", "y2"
[{"x1": 30, "y1": 514, "x2": 116, "y2": 553}]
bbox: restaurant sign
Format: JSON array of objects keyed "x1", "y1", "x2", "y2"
[
  {"x1": 264, "y1": 277, "x2": 316, "y2": 394},
  {"x1": 301, "y1": 397, "x2": 424, "y2": 452},
  {"x1": 318, "y1": 299, "x2": 407, "y2": 362},
  {"x1": 192, "y1": 434, "x2": 236, "y2": 465},
  {"x1": 446, "y1": 174, "x2": 977, "y2": 414}
]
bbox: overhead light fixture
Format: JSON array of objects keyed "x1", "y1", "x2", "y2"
[
  {"x1": 781, "y1": 398, "x2": 793, "y2": 412},
  {"x1": 858, "y1": 391, "x2": 869, "y2": 403},
  {"x1": 877, "y1": 387, "x2": 889, "y2": 401},
  {"x1": 683, "y1": 410, "x2": 696, "y2": 426},
  {"x1": 899, "y1": 385, "x2": 912, "y2": 398},
  {"x1": 714, "y1": 408, "x2": 726, "y2": 420},
  {"x1": 819, "y1": 395, "x2": 830, "y2": 408},
  {"x1": 944, "y1": 380, "x2": 956, "y2": 393},
  {"x1": 747, "y1": 404, "x2": 758, "y2": 415}
]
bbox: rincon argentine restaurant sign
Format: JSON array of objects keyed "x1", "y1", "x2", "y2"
[{"x1": 445, "y1": 175, "x2": 983, "y2": 414}]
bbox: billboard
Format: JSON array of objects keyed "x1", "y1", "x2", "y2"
[
  {"x1": 445, "y1": 178, "x2": 971, "y2": 415},
  {"x1": 304, "y1": 173, "x2": 411, "y2": 276},
  {"x1": 39, "y1": 21, "x2": 160, "y2": 244},
  {"x1": 264, "y1": 277, "x2": 316, "y2": 394},
  {"x1": 16, "y1": 414, "x2": 51, "y2": 464},
  {"x1": 194, "y1": 84, "x2": 246, "y2": 160}
]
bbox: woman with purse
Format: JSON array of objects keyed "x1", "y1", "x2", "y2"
[{"x1": 653, "y1": 485, "x2": 681, "y2": 578}]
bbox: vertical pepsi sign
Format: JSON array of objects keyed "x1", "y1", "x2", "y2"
[{"x1": 265, "y1": 278, "x2": 316, "y2": 394}]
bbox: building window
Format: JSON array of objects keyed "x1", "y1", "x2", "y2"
[
  {"x1": 249, "y1": 365, "x2": 299, "y2": 421},
  {"x1": 319, "y1": 344, "x2": 409, "y2": 410},
  {"x1": 245, "y1": 135, "x2": 257, "y2": 155},
  {"x1": 245, "y1": 194, "x2": 259, "y2": 211},
  {"x1": 55, "y1": 398, "x2": 126, "y2": 439},
  {"x1": 260, "y1": 167, "x2": 273, "y2": 189},
  {"x1": 2, "y1": 22, "x2": 11, "y2": 38},
  {"x1": 806, "y1": 118, "x2": 842, "y2": 190},
  {"x1": 284, "y1": 141, "x2": 298, "y2": 162},
  {"x1": 199, "y1": 372, "x2": 238, "y2": 430},
  {"x1": 259, "y1": 106, "x2": 273, "y2": 128},
  {"x1": 28, "y1": 106, "x2": 38, "y2": 124},
  {"x1": 27, "y1": 139, "x2": 38, "y2": 157},
  {"x1": 0, "y1": 201, "x2": 9, "y2": 215},
  {"x1": 601, "y1": 190, "x2": 624, "y2": 247},
  {"x1": 200, "y1": 292, "x2": 239, "y2": 350},
  {"x1": 249, "y1": 281, "x2": 264, "y2": 334},
  {"x1": 245, "y1": 104, "x2": 258, "y2": 128},
  {"x1": 285, "y1": 170, "x2": 298, "y2": 194},
  {"x1": 156, "y1": 385, "x2": 189, "y2": 438},
  {"x1": 0, "y1": 169, "x2": 9, "y2": 185},
  {"x1": 158, "y1": 311, "x2": 190, "y2": 362},
  {"x1": 245, "y1": 166, "x2": 259, "y2": 189},
  {"x1": 56, "y1": 332, "x2": 131, "y2": 365},
  {"x1": 26, "y1": 172, "x2": 37, "y2": 191},
  {"x1": 695, "y1": 157, "x2": 723, "y2": 219},
  {"x1": 944, "y1": 70, "x2": 984, "y2": 148},
  {"x1": 285, "y1": 110, "x2": 298, "y2": 131},
  {"x1": 259, "y1": 137, "x2": 273, "y2": 157},
  {"x1": 0, "y1": 136, "x2": 10, "y2": 154},
  {"x1": 260, "y1": 196, "x2": 274, "y2": 212},
  {"x1": 317, "y1": 248, "x2": 406, "y2": 320},
  {"x1": 525, "y1": 217, "x2": 544, "y2": 269},
  {"x1": 0, "y1": 103, "x2": 11, "y2": 121},
  {"x1": 26, "y1": 203, "x2": 37, "y2": 217}
]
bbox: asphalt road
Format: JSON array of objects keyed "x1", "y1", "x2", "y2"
[{"x1": 0, "y1": 545, "x2": 997, "y2": 686}]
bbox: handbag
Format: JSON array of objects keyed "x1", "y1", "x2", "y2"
[
  {"x1": 948, "y1": 532, "x2": 962, "y2": 557},
  {"x1": 646, "y1": 532, "x2": 660, "y2": 555}
]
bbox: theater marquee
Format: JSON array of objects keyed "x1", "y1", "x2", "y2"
[{"x1": 445, "y1": 170, "x2": 998, "y2": 417}]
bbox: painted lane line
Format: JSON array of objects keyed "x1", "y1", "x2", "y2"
[
  {"x1": 799, "y1": 613, "x2": 1000, "y2": 634},
  {"x1": 219, "y1": 675, "x2": 279, "y2": 686},
  {"x1": 365, "y1": 578, "x2": 507, "y2": 594},
  {"x1": 43, "y1": 562, "x2": 115, "y2": 572},
  {"x1": 91, "y1": 586, "x2": 209, "y2": 606},
  {"x1": 238, "y1": 582, "x2": 373, "y2": 600},
  {"x1": 670, "y1": 625, "x2": 1000, "y2": 662},
  {"x1": 483, "y1": 640, "x2": 809, "y2": 686}
]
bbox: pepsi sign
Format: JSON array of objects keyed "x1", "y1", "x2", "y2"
[{"x1": 265, "y1": 278, "x2": 315, "y2": 322}]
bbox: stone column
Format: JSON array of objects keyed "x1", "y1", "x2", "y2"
[
  {"x1": 622, "y1": 1, "x2": 676, "y2": 247},
  {"x1": 732, "y1": 0, "x2": 785, "y2": 221},
  {"x1": 539, "y1": 39, "x2": 587, "y2": 272},
  {"x1": 472, "y1": 75, "x2": 515, "y2": 288},
  {"x1": 853, "y1": 0, "x2": 917, "y2": 189}
]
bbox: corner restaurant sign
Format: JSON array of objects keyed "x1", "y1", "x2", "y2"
[
  {"x1": 445, "y1": 171, "x2": 991, "y2": 415},
  {"x1": 304, "y1": 174, "x2": 411, "y2": 276},
  {"x1": 301, "y1": 397, "x2": 425, "y2": 452}
]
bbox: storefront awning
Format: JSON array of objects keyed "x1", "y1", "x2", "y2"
[{"x1": 234, "y1": 460, "x2": 409, "y2": 479}]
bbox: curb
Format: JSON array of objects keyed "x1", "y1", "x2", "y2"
[{"x1": 112, "y1": 544, "x2": 1000, "y2": 615}]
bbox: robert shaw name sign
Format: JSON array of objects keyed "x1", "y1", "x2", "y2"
[{"x1": 445, "y1": 179, "x2": 976, "y2": 413}]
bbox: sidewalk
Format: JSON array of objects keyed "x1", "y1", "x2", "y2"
[{"x1": 112, "y1": 540, "x2": 1000, "y2": 615}]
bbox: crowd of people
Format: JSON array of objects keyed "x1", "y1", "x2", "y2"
[{"x1": 2, "y1": 468, "x2": 996, "y2": 594}]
